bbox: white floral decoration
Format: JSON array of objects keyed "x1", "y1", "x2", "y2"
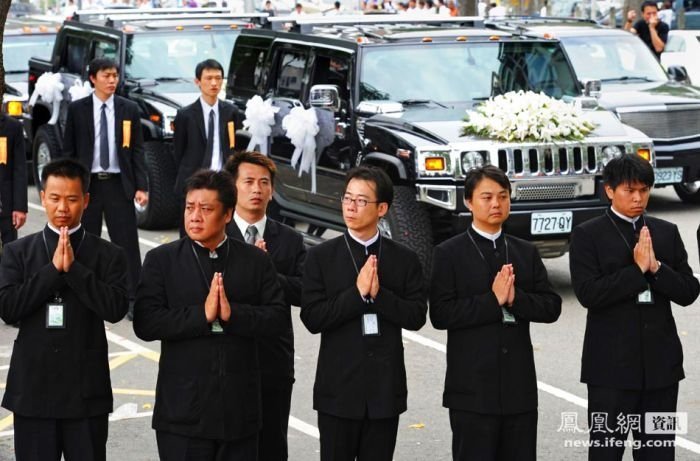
[{"x1": 462, "y1": 91, "x2": 596, "y2": 143}]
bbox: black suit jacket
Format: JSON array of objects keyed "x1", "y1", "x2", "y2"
[
  {"x1": 227, "y1": 218, "x2": 305, "y2": 384},
  {"x1": 430, "y1": 231, "x2": 561, "y2": 415},
  {"x1": 173, "y1": 99, "x2": 239, "y2": 195},
  {"x1": 63, "y1": 95, "x2": 148, "y2": 199},
  {"x1": 0, "y1": 227, "x2": 128, "y2": 418},
  {"x1": 570, "y1": 211, "x2": 699, "y2": 390},
  {"x1": 133, "y1": 237, "x2": 287, "y2": 441},
  {"x1": 301, "y1": 233, "x2": 427, "y2": 420},
  {"x1": 0, "y1": 114, "x2": 27, "y2": 217}
]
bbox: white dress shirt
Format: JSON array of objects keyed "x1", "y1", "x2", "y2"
[
  {"x1": 200, "y1": 97, "x2": 221, "y2": 171},
  {"x1": 91, "y1": 94, "x2": 119, "y2": 173},
  {"x1": 233, "y1": 212, "x2": 267, "y2": 242}
]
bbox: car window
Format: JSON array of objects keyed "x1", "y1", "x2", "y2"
[
  {"x1": 665, "y1": 35, "x2": 686, "y2": 52},
  {"x1": 310, "y1": 53, "x2": 350, "y2": 102},
  {"x1": 275, "y1": 50, "x2": 308, "y2": 99},
  {"x1": 229, "y1": 43, "x2": 268, "y2": 92},
  {"x1": 92, "y1": 39, "x2": 119, "y2": 61},
  {"x1": 2, "y1": 34, "x2": 57, "y2": 73},
  {"x1": 63, "y1": 35, "x2": 88, "y2": 74}
]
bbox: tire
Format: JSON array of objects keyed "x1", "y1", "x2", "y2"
[
  {"x1": 32, "y1": 125, "x2": 62, "y2": 198},
  {"x1": 674, "y1": 181, "x2": 700, "y2": 204},
  {"x1": 136, "y1": 142, "x2": 179, "y2": 230},
  {"x1": 379, "y1": 185, "x2": 434, "y2": 278}
]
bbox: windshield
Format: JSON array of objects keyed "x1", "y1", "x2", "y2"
[
  {"x1": 359, "y1": 41, "x2": 580, "y2": 103},
  {"x1": 125, "y1": 31, "x2": 238, "y2": 81},
  {"x1": 561, "y1": 35, "x2": 668, "y2": 83},
  {"x1": 2, "y1": 34, "x2": 56, "y2": 73}
]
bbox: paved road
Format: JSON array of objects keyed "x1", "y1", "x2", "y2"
[{"x1": 0, "y1": 186, "x2": 699, "y2": 460}]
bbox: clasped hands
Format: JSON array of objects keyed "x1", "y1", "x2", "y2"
[
  {"x1": 205, "y1": 273, "x2": 231, "y2": 323},
  {"x1": 52, "y1": 227, "x2": 75, "y2": 273},
  {"x1": 356, "y1": 255, "x2": 379, "y2": 300},
  {"x1": 634, "y1": 226, "x2": 660, "y2": 274},
  {"x1": 492, "y1": 264, "x2": 515, "y2": 307}
]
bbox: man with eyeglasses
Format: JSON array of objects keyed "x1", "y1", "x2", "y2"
[
  {"x1": 301, "y1": 166, "x2": 427, "y2": 461},
  {"x1": 173, "y1": 59, "x2": 240, "y2": 237}
]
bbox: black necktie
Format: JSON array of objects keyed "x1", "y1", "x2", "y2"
[
  {"x1": 100, "y1": 103, "x2": 110, "y2": 170},
  {"x1": 203, "y1": 109, "x2": 215, "y2": 168}
]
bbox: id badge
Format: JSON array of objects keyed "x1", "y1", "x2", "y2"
[
  {"x1": 637, "y1": 285, "x2": 654, "y2": 305},
  {"x1": 46, "y1": 303, "x2": 66, "y2": 329},
  {"x1": 362, "y1": 313, "x2": 380, "y2": 336},
  {"x1": 211, "y1": 319, "x2": 224, "y2": 334},
  {"x1": 502, "y1": 307, "x2": 517, "y2": 325}
]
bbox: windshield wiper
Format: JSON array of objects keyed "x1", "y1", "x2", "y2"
[
  {"x1": 154, "y1": 77, "x2": 189, "y2": 82},
  {"x1": 601, "y1": 76, "x2": 656, "y2": 82},
  {"x1": 4, "y1": 70, "x2": 27, "y2": 75},
  {"x1": 398, "y1": 99, "x2": 447, "y2": 108}
]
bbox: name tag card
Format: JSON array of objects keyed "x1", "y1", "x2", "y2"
[
  {"x1": 46, "y1": 303, "x2": 66, "y2": 329},
  {"x1": 637, "y1": 286, "x2": 654, "y2": 305},
  {"x1": 211, "y1": 319, "x2": 224, "y2": 334},
  {"x1": 362, "y1": 313, "x2": 380, "y2": 336},
  {"x1": 502, "y1": 307, "x2": 518, "y2": 325}
]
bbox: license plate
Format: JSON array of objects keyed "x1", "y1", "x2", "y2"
[
  {"x1": 654, "y1": 167, "x2": 683, "y2": 185},
  {"x1": 531, "y1": 212, "x2": 573, "y2": 235}
]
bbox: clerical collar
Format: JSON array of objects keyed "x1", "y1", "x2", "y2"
[
  {"x1": 47, "y1": 223, "x2": 82, "y2": 235},
  {"x1": 347, "y1": 229, "x2": 380, "y2": 248},
  {"x1": 471, "y1": 224, "x2": 502, "y2": 248},
  {"x1": 610, "y1": 206, "x2": 642, "y2": 226},
  {"x1": 194, "y1": 235, "x2": 228, "y2": 258},
  {"x1": 233, "y1": 212, "x2": 267, "y2": 240}
]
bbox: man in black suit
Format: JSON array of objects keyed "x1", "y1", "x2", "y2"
[
  {"x1": 569, "y1": 154, "x2": 699, "y2": 461},
  {"x1": 0, "y1": 158, "x2": 129, "y2": 461},
  {"x1": 0, "y1": 113, "x2": 28, "y2": 249},
  {"x1": 430, "y1": 165, "x2": 561, "y2": 461},
  {"x1": 63, "y1": 57, "x2": 148, "y2": 316},
  {"x1": 301, "y1": 166, "x2": 427, "y2": 461},
  {"x1": 173, "y1": 59, "x2": 239, "y2": 237},
  {"x1": 133, "y1": 169, "x2": 287, "y2": 461},
  {"x1": 224, "y1": 151, "x2": 305, "y2": 461}
]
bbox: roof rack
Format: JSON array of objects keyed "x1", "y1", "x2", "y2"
[
  {"x1": 485, "y1": 16, "x2": 598, "y2": 26},
  {"x1": 269, "y1": 14, "x2": 484, "y2": 33},
  {"x1": 74, "y1": 11, "x2": 268, "y2": 28}
]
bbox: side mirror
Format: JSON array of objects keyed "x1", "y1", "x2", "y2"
[
  {"x1": 582, "y1": 79, "x2": 602, "y2": 98},
  {"x1": 309, "y1": 84, "x2": 340, "y2": 112},
  {"x1": 667, "y1": 65, "x2": 690, "y2": 84}
]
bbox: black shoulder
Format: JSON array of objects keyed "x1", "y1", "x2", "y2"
[
  {"x1": 434, "y1": 232, "x2": 468, "y2": 252},
  {"x1": 307, "y1": 235, "x2": 343, "y2": 259},
  {"x1": 271, "y1": 220, "x2": 304, "y2": 245}
]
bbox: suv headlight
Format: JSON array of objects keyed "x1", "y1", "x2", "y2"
[
  {"x1": 601, "y1": 145, "x2": 623, "y2": 165},
  {"x1": 461, "y1": 151, "x2": 485, "y2": 173}
]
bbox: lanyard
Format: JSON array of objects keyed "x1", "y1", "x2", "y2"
[
  {"x1": 605, "y1": 209, "x2": 645, "y2": 255},
  {"x1": 190, "y1": 239, "x2": 230, "y2": 292},
  {"x1": 466, "y1": 227, "x2": 509, "y2": 270},
  {"x1": 343, "y1": 232, "x2": 382, "y2": 276}
]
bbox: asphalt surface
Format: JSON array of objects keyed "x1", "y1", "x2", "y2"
[{"x1": 0, "y1": 185, "x2": 699, "y2": 461}]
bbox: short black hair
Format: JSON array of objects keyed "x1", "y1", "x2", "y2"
[
  {"x1": 334, "y1": 1, "x2": 340, "y2": 7},
  {"x1": 224, "y1": 151, "x2": 277, "y2": 186},
  {"x1": 195, "y1": 59, "x2": 224, "y2": 80},
  {"x1": 464, "y1": 165, "x2": 511, "y2": 201},
  {"x1": 603, "y1": 154, "x2": 654, "y2": 190},
  {"x1": 41, "y1": 158, "x2": 90, "y2": 193},
  {"x1": 88, "y1": 58, "x2": 119, "y2": 87},
  {"x1": 184, "y1": 170, "x2": 236, "y2": 212},
  {"x1": 344, "y1": 166, "x2": 394, "y2": 208},
  {"x1": 641, "y1": 0, "x2": 658, "y2": 11}
]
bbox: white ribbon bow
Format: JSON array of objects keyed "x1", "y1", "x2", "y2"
[
  {"x1": 68, "y1": 79, "x2": 93, "y2": 102},
  {"x1": 28, "y1": 72, "x2": 65, "y2": 125},
  {"x1": 243, "y1": 95, "x2": 279, "y2": 156},
  {"x1": 283, "y1": 106, "x2": 320, "y2": 193}
]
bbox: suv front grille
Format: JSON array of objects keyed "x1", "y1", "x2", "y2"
[
  {"x1": 618, "y1": 109, "x2": 700, "y2": 140},
  {"x1": 494, "y1": 145, "x2": 610, "y2": 176}
]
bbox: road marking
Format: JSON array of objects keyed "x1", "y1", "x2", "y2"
[
  {"x1": 0, "y1": 415, "x2": 13, "y2": 432},
  {"x1": 401, "y1": 329, "x2": 700, "y2": 455},
  {"x1": 108, "y1": 353, "x2": 138, "y2": 371},
  {"x1": 104, "y1": 330, "x2": 160, "y2": 362},
  {"x1": 113, "y1": 388, "x2": 156, "y2": 397},
  {"x1": 289, "y1": 415, "x2": 319, "y2": 439},
  {"x1": 0, "y1": 365, "x2": 8, "y2": 371}
]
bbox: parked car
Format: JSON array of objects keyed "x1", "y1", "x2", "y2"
[
  {"x1": 26, "y1": 8, "x2": 265, "y2": 228},
  {"x1": 227, "y1": 15, "x2": 654, "y2": 271},
  {"x1": 662, "y1": 30, "x2": 700, "y2": 84},
  {"x1": 488, "y1": 18, "x2": 700, "y2": 203}
]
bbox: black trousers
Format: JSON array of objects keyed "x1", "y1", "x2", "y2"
[
  {"x1": 82, "y1": 174, "x2": 141, "y2": 299},
  {"x1": 13, "y1": 413, "x2": 108, "y2": 461},
  {"x1": 449, "y1": 409, "x2": 537, "y2": 461},
  {"x1": 258, "y1": 378, "x2": 293, "y2": 461},
  {"x1": 0, "y1": 215, "x2": 18, "y2": 247},
  {"x1": 317, "y1": 411, "x2": 399, "y2": 461},
  {"x1": 587, "y1": 383, "x2": 679, "y2": 461},
  {"x1": 156, "y1": 430, "x2": 258, "y2": 461}
]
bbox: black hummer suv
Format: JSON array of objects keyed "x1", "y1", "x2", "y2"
[
  {"x1": 227, "y1": 15, "x2": 654, "y2": 272},
  {"x1": 26, "y1": 8, "x2": 264, "y2": 228}
]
